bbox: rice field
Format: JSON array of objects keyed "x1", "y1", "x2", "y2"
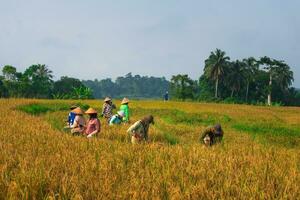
[{"x1": 0, "y1": 99, "x2": 299, "y2": 199}]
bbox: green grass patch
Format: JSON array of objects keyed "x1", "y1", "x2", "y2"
[
  {"x1": 232, "y1": 123, "x2": 300, "y2": 137},
  {"x1": 232, "y1": 122, "x2": 300, "y2": 148},
  {"x1": 17, "y1": 102, "x2": 90, "y2": 115},
  {"x1": 162, "y1": 132, "x2": 180, "y2": 145},
  {"x1": 18, "y1": 104, "x2": 53, "y2": 115},
  {"x1": 132, "y1": 108, "x2": 231, "y2": 126}
]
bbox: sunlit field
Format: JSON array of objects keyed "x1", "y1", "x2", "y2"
[{"x1": 0, "y1": 99, "x2": 299, "y2": 199}]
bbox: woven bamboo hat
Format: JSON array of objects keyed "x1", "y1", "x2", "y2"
[
  {"x1": 121, "y1": 97, "x2": 130, "y2": 104},
  {"x1": 85, "y1": 108, "x2": 98, "y2": 114},
  {"x1": 104, "y1": 97, "x2": 112, "y2": 102},
  {"x1": 72, "y1": 107, "x2": 84, "y2": 115}
]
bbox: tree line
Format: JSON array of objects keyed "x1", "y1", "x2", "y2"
[
  {"x1": 82, "y1": 73, "x2": 169, "y2": 99},
  {"x1": 0, "y1": 65, "x2": 169, "y2": 99},
  {"x1": 1, "y1": 49, "x2": 299, "y2": 106},
  {"x1": 170, "y1": 49, "x2": 300, "y2": 106}
]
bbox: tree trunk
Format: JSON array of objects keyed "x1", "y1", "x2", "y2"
[
  {"x1": 246, "y1": 81, "x2": 249, "y2": 102},
  {"x1": 267, "y1": 74, "x2": 272, "y2": 106},
  {"x1": 231, "y1": 89, "x2": 234, "y2": 98},
  {"x1": 215, "y1": 77, "x2": 219, "y2": 98}
]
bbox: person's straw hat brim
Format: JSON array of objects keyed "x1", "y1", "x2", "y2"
[
  {"x1": 104, "y1": 97, "x2": 112, "y2": 102},
  {"x1": 85, "y1": 108, "x2": 98, "y2": 114},
  {"x1": 121, "y1": 98, "x2": 130, "y2": 104},
  {"x1": 72, "y1": 107, "x2": 84, "y2": 115}
]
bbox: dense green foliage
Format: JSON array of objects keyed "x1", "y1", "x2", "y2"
[
  {"x1": 82, "y1": 73, "x2": 169, "y2": 99},
  {"x1": 1, "y1": 49, "x2": 299, "y2": 106},
  {"x1": 170, "y1": 49, "x2": 299, "y2": 106}
]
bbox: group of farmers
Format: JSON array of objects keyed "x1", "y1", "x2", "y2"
[{"x1": 65, "y1": 97, "x2": 223, "y2": 145}]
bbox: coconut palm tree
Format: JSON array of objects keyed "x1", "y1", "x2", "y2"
[
  {"x1": 204, "y1": 49, "x2": 230, "y2": 98},
  {"x1": 276, "y1": 62, "x2": 294, "y2": 91},
  {"x1": 225, "y1": 60, "x2": 245, "y2": 98},
  {"x1": 242, "y1": 57, "x2": 259, "y2": 102},
  {"x1": 259, "y1": 57, "x2": 293, "y2": 105}
]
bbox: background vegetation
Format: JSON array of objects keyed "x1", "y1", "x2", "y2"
[{"x1": 1, "y1": 49, "x2": 299, "y2": 106}]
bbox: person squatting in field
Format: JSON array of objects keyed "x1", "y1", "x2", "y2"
[
  {"x1": 84, "y1": 108, "x2": 101, "y2": 138},
  {"x1": 200, "y1": 124, "x2": 224, "y2": 146},
  {"x1": 109, "y1": 110, "x2": 125, "y2": 126},
  {"x1": 119, "y1": 97, "x2": 130, "y2": 123},
  {"x1": 64, "y1": 105, "x2": 77, "y2": 129},
  {"x1": 101, "y1": 97, "x2": 116, "y2": 123},
  {"x1": 70, "y1": 107, "x2": 86, "y2": 135},
  {"x1": 127, "y1": 115, "x2": 154, "y2": 144}
]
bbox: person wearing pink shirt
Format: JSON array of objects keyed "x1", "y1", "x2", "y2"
[{"x1": 84, "y1": 108, "x2": 101, "y2": 138}]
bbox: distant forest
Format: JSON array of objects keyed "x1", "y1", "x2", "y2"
[
  {"x1": 1, "y1": 48, "x2": 300, "y2": 106},
  {"x1": 82, "y1": 73, "x2": 169, "y2": 99}
]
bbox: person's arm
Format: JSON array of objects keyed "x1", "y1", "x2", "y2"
[
  {"x1": 109, "y1": 115, "x2": 116, "y2": 125},
  {"x1": 127, "y1": 121, "x2": 140, "y2": 135}
]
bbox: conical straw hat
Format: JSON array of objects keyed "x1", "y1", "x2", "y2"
[
  {"x1": 104, "y1": 97, "x2": 112, "y2": 102},
  {"x1": 72, "y1": 107, "x2": 84, "y2": 115},
  {"x1": 121, "y1": 97, "x2": 129, "y2": 104},
  {"x1": 85, "y1": 108, "x2": 98, "y2": 114}
]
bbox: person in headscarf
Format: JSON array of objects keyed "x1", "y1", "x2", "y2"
[
  {"x1": 200, "y1": 124, "x2": 224, "y2": 146},
  {"x1": 70, "y1": 107, "x2": 86, "y2": 135},
  {"x1": 127, "y1": 115, "x2": 154, "y2": 144},
  {"x1": 101, "y1": 97, "x2": 116, "y2": 123},
  {"x1": 109, "y1": 111, "x2": 125, "y2": 126},
  {"x1": 64, "y1": 105, "x2": 77, "y2": 129},
  {"x1": 84, "y1": 108, "x2": 101, "y2": 138},
  {"x1": 119, "y1": 97, "x2": 130, "y2": 123}
]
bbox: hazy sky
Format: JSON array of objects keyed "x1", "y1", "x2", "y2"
[{"x1": 0, "y1": 0, "x2": 299, "y2": 87}]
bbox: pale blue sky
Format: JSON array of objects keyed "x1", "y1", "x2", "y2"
[{"x1": 0, "y1": 0, "x2": 299, "y2": 87}]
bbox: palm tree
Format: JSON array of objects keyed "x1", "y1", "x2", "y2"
[
  {"x1": 259, "y1": 57, "x2": 293, "y2": 105},
  {"x1": 242, "y1": 57, "x2": 259, "y2": 102},
  {"x1": 204, "y1": 49, "x2": 230, "y2": 98},
  {"x1": 225, "y1": 60, "x2": 245, "y2": 98},
  {"x1": 276, "y1": 62, "x2": 294, "y2": 91}
]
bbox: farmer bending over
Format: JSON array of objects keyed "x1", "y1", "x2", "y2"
[
  {"x1": 200, "y1": 124, "x2": 224, "y2": 146},
  {"x1": 127, "y1": 115, "x2": 154, "y2": 144},
  {"x1": 109, "y1": 111, "x2": 125, "y2": 125}
]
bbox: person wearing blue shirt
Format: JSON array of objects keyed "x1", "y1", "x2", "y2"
[
  {"x1": 109, "y1": 111, "x2": 125, "y2": 126},
  {"x1": 67, "y1": 105, "x2": 77, "y2": 128}
]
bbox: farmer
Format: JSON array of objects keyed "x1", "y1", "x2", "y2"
[
  {"x1": 84, "y1": 108, "x2": 101, "y2": 138},
  {"x1": 164, "y1": 91, "x2": 169, "y2": 101},
  {"x1": 127, "y1": 115, "x2": 154, "y2": 144},
  {"x1": 70, "y1": 107, "x2": 86, "y2": 135},
  {"x1": 109, "y1": 110, "x2": 125, "y2": 125},
  {"x1": 120, "y1": 97, "x2": 130, "y2": 123},
  {"x1": 64, "y1": 105, "x2": 77, "y2": 128},
  {"x1": 200, "y1": 124, "x2": 224, "y2": 146},
  {"x1": 101, "y1": 97, "x2": 116, "y2": 123}
]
